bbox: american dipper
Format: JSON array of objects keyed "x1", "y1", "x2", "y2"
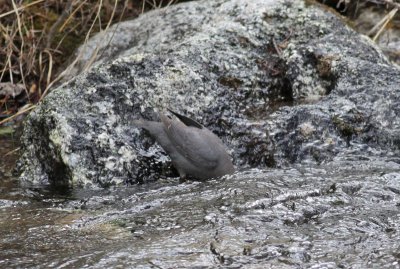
[{"x1": 133, "y1": 110, "x2": 235, "y2": 180}]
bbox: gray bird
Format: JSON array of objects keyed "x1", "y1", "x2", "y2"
[{"x1": 133, "y1": 109, "x2": 235, "y2": 180}]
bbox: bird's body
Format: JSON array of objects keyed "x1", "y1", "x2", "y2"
[{"x1": 133, "y1": 110, "x2": 234, "y2": 180}]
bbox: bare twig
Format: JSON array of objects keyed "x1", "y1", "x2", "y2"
[
  {"x1": 142, "y1": 0, "x2": 146, "y2": 13},
  {"x1": 40, "y1": 0, "x2": 109, "y2": 101},
  {"x1": 5, "y1": 147, "x2": 20, "y2": 156},
  {"x1": 0, "y1": 104, "x2": 36, "y2": 125},
  {"x1": 46, "y1": 0, "x2": 75, "y2": 49},
  {"x1": 1, "y1": 0, "x2": 183, "y2": 118},
  {"x1": 0, "y1": 0, "x2": 45, "y2": 19},
  {"x1": 98, "y1": 0, "x2": 122, "y2": 61},
  {"x1": 59, "y1": 0, "x2": 88, "y2": 32},
  {"x1": 11, "y1": 0, "x2": 29, "y2": 101},
  {"x1": 82, "y1": 0, "x2": 106, "y2": 72},
  {"x1": 372, "y1": 8, "x2": 398, "y2": 41},
  {"x1": 378, "y1": 0, "x2": 400, "y2": 9},
  {"x1": 0, "y1": 27, "x2": 15, "y2": 83},
  {"x1": 165, "y1": 0, "x2": 178, "y2": 8}
]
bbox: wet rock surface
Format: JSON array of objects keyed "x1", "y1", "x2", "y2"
[
  {"x1": 2, "y1": 158, "x2": 400, "y2": 268},
  {"x1": 18, "y1": 0, "x2": 400, "y2": 186}
]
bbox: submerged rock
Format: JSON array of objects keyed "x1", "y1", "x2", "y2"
[{"x1": 18, "y1": 0, "x2": 400, "y2": 187}]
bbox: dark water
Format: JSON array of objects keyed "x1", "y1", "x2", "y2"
[{"x1": 1, "y1": 132, "x2": 400, "y2": 268}]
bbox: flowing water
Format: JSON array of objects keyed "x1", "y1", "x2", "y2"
[{"x1": 1, "y1": 131, "x2": 400, "y2": 268}]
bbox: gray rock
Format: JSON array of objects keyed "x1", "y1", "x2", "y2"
[
  {"x1": 18, "y1": 0, "x2": 400, "y2": 187},
  {"x1": 132, "y1": 110, "x2": 234, "y2": 180}
]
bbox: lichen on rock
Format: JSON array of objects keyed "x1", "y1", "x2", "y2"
[{"x1": 18, "y1": 0, "x2": 400, "y2": 187}]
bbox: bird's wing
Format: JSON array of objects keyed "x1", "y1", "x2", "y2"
[
  {"x1": 167, "y1": 109, "x2": 203, "y2": 129},
  {"x1": 160, "y1": 113, "x2": 219, "y2": 170}
]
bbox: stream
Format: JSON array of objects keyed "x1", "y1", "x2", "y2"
[{"x1": 1, "y1": 131, "x2": 400, "y2": 268}]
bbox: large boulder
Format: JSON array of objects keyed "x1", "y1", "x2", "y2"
[{"x1": 18, "y1": 0, "x2": 400, "y2": 187}]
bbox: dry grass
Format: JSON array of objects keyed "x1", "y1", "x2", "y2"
[
  {"x1": 1, "y1": 0, "x2": 397, "y2": 126},
  {"x1": 0, "y1": 0, "x2": 182, "y2": 125}
]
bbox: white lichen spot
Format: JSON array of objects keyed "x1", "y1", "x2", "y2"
[
  {"x1": 110, "y1": 177, "x2": 124, "y2": 185},
  {"x1": 86, "y1": 86, "x2": 97, "y2": 94},
  {"x1": 128, "y1": 53, "x2": 147, "y2": 63},
  {"x1": 299, "y1": 122, "x2": 315, "y2": 137},
  {"x1": 118, "y1": 146, "x2": 136, "y2": 162},
  {"x1": 71, "y1": 167, "x2": 91, "y2": 186},
  {"x1": 105, "y1": 157, "x2": 117, "y2": 171},
  {"x1": 324, "y1": 137, "x2": 335, "y2": 145},
  {"x1": 65, "y1": 152, "x2": 80, "y2": 167},
  {"x1": 94, "y1": 101, "x2": 112, "y2": 115},
  {"x1": 97, "y1": 132, "x2": 115, "y2": 149}
]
